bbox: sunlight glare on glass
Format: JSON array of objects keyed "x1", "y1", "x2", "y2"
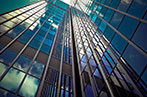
[{"x1": 60, "y1": 0, "x2": 71, "y2": 5}]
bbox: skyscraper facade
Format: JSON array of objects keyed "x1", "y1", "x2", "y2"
[{"x1": 0, "y1": 0, "x2": 146, "y2": 97}]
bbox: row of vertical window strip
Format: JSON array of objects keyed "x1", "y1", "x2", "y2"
[
  {"x1": 52, "y1": 14, "x2": 72, "y2": 65},
  {"x1": 83, "y1": 0, "x2": 147, "y2": 93},
  {"x1": 73, "y1": 16, "x2": 110, "y2": 97},
  {"x1": 41, "y1": 68, "x2": 72, "y2": 97}
]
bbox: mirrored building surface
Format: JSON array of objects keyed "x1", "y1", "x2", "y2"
[{"x1": 0, "y1": 0, "x2": 147, "y2": 97}]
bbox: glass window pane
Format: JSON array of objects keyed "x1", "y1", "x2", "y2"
[
  {"x1": 0, "y1": 47, "x2": 17, "y2": 64},
  {"x1": 19, "y1": 75, "x2": 40, "y2": 97},
  {"x1": 128, "y1": 0, "x2": 147, "y2": 18},
  {"x1": 14, "y1": 55, "x2": 32, "y2": 71},
  {"x1": 0, "y1": 63, "x2": 8, "y2": 77},
  {"x1": 122, "y1": 45, "x2": 147, "y2": 74},
  {"x1": 141, "y1": 69, "x2": 147, "y2": 84},
  {"x1": 104, "y1": 26, "x2": 115, "y2": 41},
  {"x1": 85, "y1": 85, "x2": 94, "y2": 97},
  {"x1": 110, "y1": 0, "x2": 120, "y2": 8},
  {"x1": 104, "y1": 9, "x2": 114, "y2": 22},
  {"x1": 132, "y1": 13, "x2": 147, "y2": 51},
  {"x1": 111, "y1": 34, "x2": 127, "y2": 53},
  {"x1": 110, "y1": 12, "x2": 123, "y2": 28},
  {"x1": 99, "y1": 21, "x2": 107, "y2": 32},
  {"x1": 29, "y1": 61, "x2": 44, "y2": 78},
  {"x1": 29, "y1": 39, "x2": 41, "y2": 49},
  {"x1": 118, "y1": 16, "x2": 139, "y2": 39},
  {"x1": 0, "y1": 68, "x2": 25, "y2": 92},
  {"x1": 117, "y1": 0, "x2": 131, "y2": 12},
  {"x1": 40, "y1": 44, "x2": 50, "y2": 54}
]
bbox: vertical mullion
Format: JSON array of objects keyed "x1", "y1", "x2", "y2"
[
  {"x1": 56, "y1": 13, "x2": 67, "y2": 97},
  {"x1": 74, "y1": 12, "x2": 99, "y2": 97}
]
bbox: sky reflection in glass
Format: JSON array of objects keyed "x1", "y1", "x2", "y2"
[
  {"x1": 19, "y1": 75, "x2": 40, "y2": 97},
  {"x1": 0, "y1": 68, "x2": 25, "y2": 92}
]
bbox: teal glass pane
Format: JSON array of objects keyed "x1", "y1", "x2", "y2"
[
  {"x1": 111, "y1": 34, "x2": 127, "y2": 53},
  {"x1": 141, "y1": 69, "x2": 147, "y2": 85},
  {"x1": 38, "y1": 29, "x2": 46, "y2": 36},
  {"x1": 122, "y1": 45, "x2": 147, "y2": 74},
  {"x1": 44, "y1": 38, "x2": 52, "y2": 46},
  {"x1": 41, "y1": 26, "x2": 48, "y2": 32},
  {"x1": 14, "y1": 25, "x2": 25, "y2": 33},
  {"x1": 29, "y1": 39, "x2": 41, "y2": 49},
  {"x1": 29, "y1": 61, "x2": 44, "y2": 78},
  {"x1": 40, "y1": 44, "x2": 50, "y2": 53},
  {"x1": 92, "y1": 14, "x2": 97, "y2": 22},
  {"x1": 0, "y1": 46, "x2": 17, "y2": 64},
  {"x1": 99, "y1": 21, "x2": 107, "y2": 32},
  {"x1": 104, "y1": 9, "x2": 114, "y2": 22},
  {"x1": 100, "y1": 0, "x2": 105, "y2": 4},
  {"x1": 19, "y1": 75, "x2": 40, "y2": 97},
  {"x1": 100, "y1": 7, "x2": 107, "y2": 17},
  {"x1": 128, "y1": 0, "x2": 147, "y2": 18},
  {"x1": 110, "y1": 12, "x2": 123, "y2": 28},
  {"x1": 47, "y1": 33, "x2": 54, "y2": 40},
  {"x1": 18, "y1": 32, "x2": 32, "y2": 43},
  {"x1": 34, "y1": 34, "x2": 44, "y2": 42},
  {"x1": 0, "y1": 63, "x2": 8, "y2": 77},
  {"x1": 117, "y1": 0, "x2": 131, "y2": 12},
  {"x1": 110, "y1": 0, "x2": 120, "y2": 8},
  {"x1": 118, "y1": 16, "x2": 139, "y2": 39},
  {"x1": 104, "y1": 0, "x2": 112, "y2": 5},
  {"x1": 94, "y1": 18, "x2": 101, "y2": 26},
  {"x1": 104, "y1": 52, "x2": 115, "y2": 67},
  {"x1": 132, "y1": 13, "x2": 147, "y2": 51},
  {"x1": 95, "y1": 5, "x2": 102, "y2": 14},
  {"x1": 104, "y1": 26, "x2": 115, "y2": 41},
  {"x1": 49, "y1": 29, "x2": 56, "y2": 35},
  {"x1": 6, "y1": 29, "x2": 20, "y2": 38},
  {"x1": 0, "y1": 68, "x2": 25, "y2": 92},
  {"x1": 14, "y1": 55, "x2": 32, "y2": 71}
]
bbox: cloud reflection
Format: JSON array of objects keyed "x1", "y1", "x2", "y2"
[{"x1": 0, "y1": 63, "x2": 40, "y2": 97}]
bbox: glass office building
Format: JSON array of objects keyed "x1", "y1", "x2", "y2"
[{"x1": 0, "y1": 0, "x2": 146, "y2": 97}]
